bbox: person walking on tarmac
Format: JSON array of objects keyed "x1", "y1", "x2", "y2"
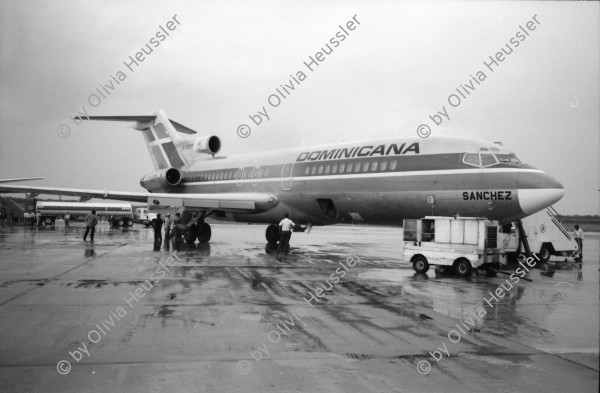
[
  {"x1": 277, "y1": 214, "x2": 295, "y2": 257},
  {"x1": 64, "y1": 211, "x2": 70, "y2": 229},
  {"x1": 83, "y1": 210, "x2": 99, "y2": 242},
  {"x1": 573, "y1": 224, "x2": 584, "y2": 259},
  {"x1": 153, "y1": 213, "x2": 164, "y2": 251}
]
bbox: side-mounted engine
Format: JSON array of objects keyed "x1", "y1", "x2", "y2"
[{"x1": 140, "y1": 168, "x2": 182, "y2": 192}]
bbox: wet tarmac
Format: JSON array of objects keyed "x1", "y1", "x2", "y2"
[{"x1": 0, "y1": 222, "x2": 598, "y2": 392}]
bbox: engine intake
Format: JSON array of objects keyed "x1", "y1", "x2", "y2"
[
  {"x1": 193, "y1": 135, "x2": 221, "y2": 155},
  {"x1": 140, "y1": 168, "x2": 182, "y2": 192}
]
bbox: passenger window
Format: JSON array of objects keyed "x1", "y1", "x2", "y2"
[
  {"x1": 311, "y1": 166, "x2": 317, "y2": 175},
  {"x1": 481, "y1": 154, "x2": 498, "y2": 167},
  {"x1": 332, "y1": 164, "x2": 338, "y2": 174},
  {"x1": 259, "y1": 168, "x2": 264, "y2": 178},
  {"x1": 318, "y1": 165, "x2": 323, "y2": 175},
  {"x1": 390, "y1": 160, "x2": 397, "y2": 171},
  {"x1": 339, "y1": 163, "x2": 345, "y2": 173},
  {"x1": 463, "y1": 154, "x2": 481, "y2": 167},
  {"x1": 263, "y1": 168, "x2": 269, "y2": 178},
  {"x1": 346, "y1": 163, "x2": 353, "y2": 173},
  {"x1": 381, "y1": 161, "x2": 387, "y2": 171},
  {"x1": 325, "y1": 165, "x2": 330, "y2": 174},
  {"x1": 363, "y1": 162, "x2": 369, "y2": 172},
  {"x1": 371, "y1": 161, "x2": 378, "y2": 171},
  {"x1": 305, "y1": 166, "x2": 310, "y2": 175}
]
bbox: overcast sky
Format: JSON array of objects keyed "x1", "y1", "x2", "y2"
[{"x1": 0, "y1": 0, "x2": 598, "y2": 215}]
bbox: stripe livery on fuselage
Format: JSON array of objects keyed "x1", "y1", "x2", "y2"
[{"x1": 148, "y1": 136, "x2": 563, "y2": 226}]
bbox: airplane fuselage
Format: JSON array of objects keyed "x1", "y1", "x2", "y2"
[{"x1": 144, "y1": 136, "x2": 564, "y2": 226}]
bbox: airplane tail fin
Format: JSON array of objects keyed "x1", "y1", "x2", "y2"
[{"x1": 78, "y1": 109, "x2": 196, "y2": 170}]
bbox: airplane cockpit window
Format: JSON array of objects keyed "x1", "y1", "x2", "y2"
[
  {"x1": 463, "y1": 154, "x2": 480, "y2": 167},
  {"x1": 463, "y1": 147, "x2": 520, "y2": 168},
  {"x1": 496, "y1": 153, "x2": 521, "y2": 165},
  {"x1": 480, "y1": 153, "x2": 498, "y2": 167}
]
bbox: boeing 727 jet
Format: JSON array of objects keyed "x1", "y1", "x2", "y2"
[{"x1": 0, "y1": 110, "x2": 564, "y2": 244}]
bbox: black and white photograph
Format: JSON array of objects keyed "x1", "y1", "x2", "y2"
[{"x1": 0, "y1": 1, "x2": 598, "y2": 392}]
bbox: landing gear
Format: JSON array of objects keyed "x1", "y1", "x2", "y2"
[
  {"x1": 266, "y1": 224, "x2": 279, "y2": 244},
  {"x1": 182, "y1": 222, "x2": 212, "y2": 244},
  {"x1": 197, "y1": 222, "x2": 211, "y2": 244},
  {"x1": 183, "y1": 225, "x2": 197, "y2": 244}
]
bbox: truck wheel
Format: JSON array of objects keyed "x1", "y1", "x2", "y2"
[
  {"x1": 116, "y1": 218, "x2": 124, "y2": 226},
  {"x1": 412, "y1": 256, "x2": 429, "y2": 274},
  {"x1": 266, "y1": 224, "x2": 279, "y2": 244},
  {"x1": 538, "y1": 245, "x2": 551, "y2": 263},
  {"x1": 454, "y1": 258, "x2": 472, "y2": 277},
  {"x1": 44, "y1": 217, "x2": 53, "y2": 226}
]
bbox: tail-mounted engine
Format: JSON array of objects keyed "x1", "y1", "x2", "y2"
[
  {"x1": 193, "y1": 135, "x2": 221, "y2": 155},
  {"x1": 140, "y1": 168, "x2": 182, "y2": 192}
]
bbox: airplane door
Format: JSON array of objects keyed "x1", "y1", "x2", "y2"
[{"x1": 281, "y1": 157, "x2": 295, "y2": 191}]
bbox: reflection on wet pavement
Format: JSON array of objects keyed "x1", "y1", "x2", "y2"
[{"x1": 0, "y1": 222, "x2": 597, "y2": 392}]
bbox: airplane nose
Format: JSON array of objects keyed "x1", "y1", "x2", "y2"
[{"x1": 517, "y1": 170, "x2": 565, "y2": 215}]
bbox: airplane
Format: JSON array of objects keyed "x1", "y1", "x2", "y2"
[{"x1": 0, "y1": 109, "x2": 564, "y2": 244}]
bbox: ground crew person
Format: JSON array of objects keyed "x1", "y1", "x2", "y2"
[
  {"x1": 573, "y1": 224, "x2": 584, "y2": 259},
  {"x1": 172, "y1": 213, "x2": 182, "y2": 245},
  {"x1": 83, "y1": 210, "x2": 99, "y2": 241},
  {"x1": 277, "y1": 214, "x2": 295, "y2": 256},
  {"x1": 153, "y1": 213, "x2": 164, "y2": 251},
  {"x1": 164, "y1": 214, "x2": 172, "y2": 241}
]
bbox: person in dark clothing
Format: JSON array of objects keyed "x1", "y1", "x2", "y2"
[
  {"x1": 83, "y1": 210, "x2": 99, "y2": 241},
  {"x1": 153, "y1": 213, "x2": 164, "y2": 251},
  {"x1": 172, "y1": 213, "x2": 182, "y2": 245}
]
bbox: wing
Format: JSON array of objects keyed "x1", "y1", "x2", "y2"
[
  {"x1": 0, "y1": 177, "x2": 44, "y2": 183},
  {"x1": 0, "y1": 185, "x2": 278, "y2": 213}
]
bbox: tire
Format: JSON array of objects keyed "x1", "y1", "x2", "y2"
[
  {"x1": 44, "y1": 217, "x2": 53, "y2": 226},
  {"x1": 184, "y1": 225, "x2": 197, "y2": 244},
  {"x1": 454, "y1": 258, "x2": 472, "y2": 277},
  {"x1": 412, "y1": 255, "x2": 429, "y2": 274},
  {"x1": 197, "y1": 222, "x2": 211, "y2": 244},
  {"x1": 538, "y1": 245, "x2": 551, "y2": 263},
  {"x1": 266, "y1": 224, "x2": 279, "y2": 244},
  {"x1": 117, "y1": 218, "x2": 125, "y2": 227}
]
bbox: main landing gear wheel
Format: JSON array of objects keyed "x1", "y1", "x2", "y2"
[
  {"x1": 454, "y1": 258, "x2": 472, "y2": 277},
  {"x1": 412, "y1": 256, "x2": 429, "y2": 274},
  {"x1": 197, "y1": 222, "x2": 211, "y2": 244},
  {"x1": 184, "y1": 225, "x2": 197, "y2": 244},
  {"x1": 266, "y1": 224, "x2": 279, "y2": 244}
]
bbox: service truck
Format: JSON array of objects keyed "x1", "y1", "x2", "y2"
[
  {"x1": 134, "y1": 207, "x2": 158, "y2": 228},
  {"x1": 403, "y1": 216, "x2": 505, "y2": 277},
  {"x1": 499, "y1": 207, "x2": 579, "y2": 262},
  {"x1": 36, "y1": 201, "x2": 134, "y2": 227}
]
